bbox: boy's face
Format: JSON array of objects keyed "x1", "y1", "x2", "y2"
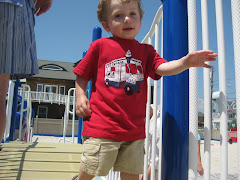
[{"x1": 102, "y1": 0, "x2": 141, "y2": 40}]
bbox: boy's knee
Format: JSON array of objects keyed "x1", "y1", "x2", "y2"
[{"x1": 77, "y1": 167, "x2": 95, "y2": 180}]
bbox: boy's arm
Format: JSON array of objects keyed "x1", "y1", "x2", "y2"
[
  {"x1": 156, "y1": 50, "x2": 217, "y2": 76},
  {"x1": 198, "y1": 140, "x2": 204, "y2": 175},
  {"x1": 75, "y1": 76, "x2": 92, "y2": 118}
]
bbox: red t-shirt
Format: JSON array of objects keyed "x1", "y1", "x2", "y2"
[{"x1": 73, "y1": 37, "x2": 167, "y2": 141}]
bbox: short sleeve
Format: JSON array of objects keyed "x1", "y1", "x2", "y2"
[
  {"x1": 73, "y1": 41, "x2": 99, "y2": 81},
  {"x1": 147, "y1": 45, "x2": 167, "y2": 80}
]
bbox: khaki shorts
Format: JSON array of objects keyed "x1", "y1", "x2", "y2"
[{"x1": 81, "y1": 137, "x2": 145, "y2": 176}]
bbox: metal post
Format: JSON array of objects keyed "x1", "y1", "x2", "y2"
[
  {"x1": 9, "y1": 80, "x2": 21, "y2": 141},
  {"x1": 188, "y1": 0, "x2": 199, "y2": 179},
  {"x1": 230, "y1": 0, "x2": 240, "y2": 178},
  {"x1": 161, "y1": 0, "x2": 189, "y2": 179},
  {"x1": 215, "y1": 1, "x2": 228, "y2": 179},
  {"x1": 77, "y1": 50, "x2": 87, "y2": 144}
]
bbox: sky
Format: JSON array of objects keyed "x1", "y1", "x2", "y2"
[
  {"x1": 34, "y1": 1, "x2": 236, "y2": 113},
  {"x1": 34, "y1": 0, "x2": 162, "y2": 62}
]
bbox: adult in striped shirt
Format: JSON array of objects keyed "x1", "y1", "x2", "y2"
[{"x1": 0, "y1": 0, "x2": 52, "y2": 143}]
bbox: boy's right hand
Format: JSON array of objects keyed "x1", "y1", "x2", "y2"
[{"x1": 76, "y1": 95, "x2": 92, "y2": 119}]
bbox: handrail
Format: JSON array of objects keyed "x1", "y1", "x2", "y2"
[
  {"x1": 141, "y1": 5, "x2": 163, "y2": 44},
  {"x1": 18, "y1": 90, "x2": 75, "y2": 105},
  {"x1": 140, "y1": 4, "x2": 163, "y2": 180},
  {"x1": 59, "y1": 88, "x2": 76, "y2": 144}
]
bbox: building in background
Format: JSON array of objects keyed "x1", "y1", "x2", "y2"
[
  {"x1": 21, "y1": 60, "x2": 76, "y2": 119},
  {"x1": 212, "y1": 91, "x2": 237, "y2": 130}
]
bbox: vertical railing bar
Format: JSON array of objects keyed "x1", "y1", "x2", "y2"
[
  {"x1": 200, "y1": 0, "x2": 212, "y2": 179},
  {"x1": 215, "y1": 1, "x2": 228, "y2": 179},
  {"x1": 188, "y1": 0, "x2": 199, "y2": 179},
  {"x1": 150, "y1": 22, "x2": 159, "y2": 180},
  {"x1": 230, "y1": 0, "x2": 240, "y2": 177},
  {"x1": 158, "y1": 15, "x2": 164, "y2": 180},
  {"x1": 143, "y1": 36, "x2": 152, "y2": 180}
]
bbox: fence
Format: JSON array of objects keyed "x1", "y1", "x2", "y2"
[{"x1": 18, "y1": 89, "x2": 75, "y2": 105}]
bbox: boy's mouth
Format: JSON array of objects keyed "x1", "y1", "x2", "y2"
[{"x1": 123, "y1": 27, "x2": 134, "y2": 31}]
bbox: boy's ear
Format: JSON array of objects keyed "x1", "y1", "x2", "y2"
[{"x1": 102, "y1": 22, "x2": 110, "y2": 32}]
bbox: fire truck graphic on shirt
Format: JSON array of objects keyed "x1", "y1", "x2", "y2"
[{"x1": 104, "y1": 50, "x2": 144, "y2": 95}]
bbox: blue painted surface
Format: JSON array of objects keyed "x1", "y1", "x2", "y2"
[
  {"x1": 77, "y1": 27, "x2": 102, "y2": 144},
  {"x1": 161, "y1": 0, "x2": 189, "y2": 179},
  {"x1": 34, "y1": 133, "x2": 77, "y2": 137},
  {"x1": 92, "y1": 26, "x2": 102, "y2": 42},
  {"x1": 9, "y1": 80, "x2": 21, "y2": 141}
]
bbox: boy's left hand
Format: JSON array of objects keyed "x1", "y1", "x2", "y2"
[{"x1": 186, "y1": 50, "x2": 217, "y2": 69}]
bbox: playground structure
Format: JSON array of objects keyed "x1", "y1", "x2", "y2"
[
  {"x1": 142, "y1": 1, "x2": 240, "y2": 179},
  {"x1": 1, "y1": 1, "x2": 240, "y2": 180},
  {"x1": 3, "y1": 80, "x2": 76, "y2": 143},
  {"x1": 3, "y1": 81, "x2": 34, "y2": 143}
]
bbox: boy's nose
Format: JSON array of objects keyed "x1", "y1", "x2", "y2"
[{"x1": 124, "y1": 16, "x2": 131, "y2": 23}]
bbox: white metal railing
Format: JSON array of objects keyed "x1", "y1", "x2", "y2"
[
  {"x1": 231, "y1": 1, "x2": 240, "y2": 179},
  {"x1": 188, "y1": 0, "x2": 199, "y2": 179},
  {"x1": 18, "y1": 90, "x2": 75, "y2": 105},
  {"x1": 141, "y1": 5, "x2": 164, "y2": 180},
  {"x1": 58, "y1": 88, "x2": 76, "y2": 144},
  {"x1": 18, "y1": 84, "x2": 32, "y2": 142},
  {"x1": 4, "y1": 82, "x2": 33, "y2": 143},
  {"x1": 4, "y1": 80, "x2": 15, "y2": 142},
  {"x1": 188, "y1": 1, "x2": 239, "y2": 180}
]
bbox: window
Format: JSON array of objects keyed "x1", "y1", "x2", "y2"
[
  {"x1": 37, "y1": 106, "x2": 48, "y2": 118},
  {"x1": 41, "y1": 65, "x2": 63, "y2": 71},
  {"x1": 44, "y1": 85, "x2": 58, "y2": 101},
  {"x1": 59, "y1": 86, "x2": 65, "y2": 95},
  {"x1": 37, "y1": 84, "x2": 43, "y2": 92},
  {"x1": 137, "y1": 66, "x2": 143, "y2": 73},
  {"x1": 126, "y1": 64, "x2": 137, "y2": 74},
  {"x1": 51, "y1": 86, "x2": 57, "y2": 94},
  {"x1": 45, "y1": 85, "x2": 58, "y2": 94}
]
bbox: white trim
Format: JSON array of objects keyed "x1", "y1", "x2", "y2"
[{"x1": 41, "y1": 65, "x2": 63, "y2": 71}]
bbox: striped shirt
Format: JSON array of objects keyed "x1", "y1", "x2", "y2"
[
  {"x1": 0, "y1": 0, "x2": 38, "y2": 78},
  {"x1": 0, "y1": 0, "x2": 35, "y2": 9},
  {"x1": 0, "y1": 0, "x2": 24, "y2": 6}
]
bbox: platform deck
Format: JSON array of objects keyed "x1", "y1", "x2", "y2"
[{"x1": 0, "y1": 141, "x2": 83, "y2": 180}]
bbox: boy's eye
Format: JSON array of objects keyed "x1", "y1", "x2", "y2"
[
  {"x1": 130, "y1": 12, "x2": 136, "y2": 16},
  {"x1": 115, "y1": 14, "x2": 121, "y2": 18}
]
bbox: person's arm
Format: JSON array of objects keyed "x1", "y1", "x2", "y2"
[
  {"x1": 33, "y1": 0, "x2": 53, "y2": 16},
  {"x1": 150, "y1": 106, "x2": 153, "y2": 119},
  {"x1": 198, "y1": 140, "x2": 204, "y2": 176},
  {"x1": 75, "y1": 76, "x2": 92, "y2": 118},
  {"x1": 156, "y1": 50, "x2": 217, "y2": 76}
]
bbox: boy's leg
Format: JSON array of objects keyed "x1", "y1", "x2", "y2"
[
  {"x1": 77, "y1": 166, "x2": 95, "y2": 180},
  {"x1": 114, "y1": 139, "x2": 145, "y2": 178},
  {"x1": 120, "y1": 172, "x2": 139, "y2": 180},
  {"x1": 78, "y1": 137, "x2": 120, "y2": 178}
]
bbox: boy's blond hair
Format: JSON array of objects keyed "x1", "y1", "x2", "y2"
[{"x1": 97, "y1": 0, "x2": 144, "y2": 22}]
